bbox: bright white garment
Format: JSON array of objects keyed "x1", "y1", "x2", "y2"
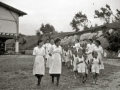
[
  {"x1": 49, "y1": 45, "x2": 62, "y2": 74},
  {"x1": 86, "y1": 43, "x2": 96, "y2": 61},
  {"x1": 65, "y1": 50, "x2": 72, "y2": 62},
  {"x1": 118, "y1": 50, "x2": 120, "y2": 57},
  {"x1": 73, "y1": 54, "x2": 78, "y2": 71},
  {"x1": 33, "y1": 46, "x2": 45, "y2": 75},
  {"x1": 77, "y1": 56, "x2": 86, "y2": 73},
  {"x1": 118, "y1": 54, "x2": 120, "y2": 57},
  {"x1": 44, "y1": 43, "x2": 52, "y2": 68},
  {"x1": 104, "y1": 51, "x2": 107, "y2": 57},
  {"x1": 87, "y1": 43, "x2": 96, "y2": 53},
  {"x1": 93, "y1": 46, "x2": 104, "y2": 69},
  {"x1": 43, "y1": 43, "x2": 51, "y2": 55},
  {"x1": 62, "y1": 49, "x2": 66, "y2": 62},
  {"x1": 91, "y1": 58, "x2": 100, "y2": 74},
  {"x1": 73, "y1": 43, "x2": 82, "y2": 52},
  {"x1": 46, "y1": 44, "x2": 54, "y2": 68},
  {"x1": 65, "y1": 51, "x2": 69, "y2": 62}
]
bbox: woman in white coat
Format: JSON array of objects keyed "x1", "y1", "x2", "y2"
[
  {"x1": 33, "y1": 40, "x2": 46, "y2": 86},
  {"x1": 49, "y1": 38, "x2": 62, "y2": 86},
  {"x1": 47, "y1": 38, "x2": 54, "y2": 69},
  {"x1": 94, "y1": 40, "x2": 104, "y2": 70},
  {"x1": 86, "y1": 39, "x2": 96, "y2": 63}
]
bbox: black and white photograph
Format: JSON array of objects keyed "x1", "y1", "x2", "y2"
[{"x1": 0, "y1": 0, "x2": 120, "y2": 90}]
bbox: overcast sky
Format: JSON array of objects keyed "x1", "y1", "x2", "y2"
[{"x1": 1, "y1": 0, "x2": 120, "y2": 35}]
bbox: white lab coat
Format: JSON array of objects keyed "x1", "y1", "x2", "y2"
[
  {"x1": 33, "y1": 46, "x2": 45, "y2": 75},
  {"x1": 93, "y1": 45, "x2": 104, "y2": 69},
  {"x1": 49, "y1": 45, "x2": 62, "y2": 74}
]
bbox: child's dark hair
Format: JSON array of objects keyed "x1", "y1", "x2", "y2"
[
  {"x1": 37, "y1": 40, "x2": 43, "y2": 45},
  {"x1": 46, "y1": 38, "x2": 49, "y2": 42},
  {"x1": 95, "y1": 40, "x2": 101, "y2": 45},
  {"x1": 89, "y1": 39, "x2": 93, "y2": 42}
]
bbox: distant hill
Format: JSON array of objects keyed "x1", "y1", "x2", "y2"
[{"x1": 6, "y1": 32, "x2": 74, "y2": 50}]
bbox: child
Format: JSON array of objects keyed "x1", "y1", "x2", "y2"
[
  {"x1": 64, "y1": 48, "x2": 70, "y2": 68},
  {"x1": 62, "y1": 48, "x2": 66, "y2": 67},
  {"x1": 90, "y1": 51, "x2": 101, "y2": 85},
  {"x1": 103, "y1": 49, "x2": 107, "y2": 60},
  {"x1": 77, "y1": 49, "x2": 88, "y2": 84},
  {"x1": 70, "y1": 47, "x2": 74, "y2": 71},
  {"x1": 72, "y1": 49, "x2": 79, "y2": 79},
  {"x1": 67, "y1": 47, "x2": 72, "y2": 69},
  {"x1": 73, "y1": 39, "x2": 82, "y2": 52},
  {"x1": 83, "y1": 54, "x2": 89, "y2": 82}
]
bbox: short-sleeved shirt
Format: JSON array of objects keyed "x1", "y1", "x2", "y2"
[{"x1": 33, "y1": 46, "x2": 45, "y2": 56}]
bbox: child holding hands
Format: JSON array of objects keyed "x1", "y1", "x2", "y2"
[{"x1": 90, "y1": 51, "x2": 101, "y2": 85}]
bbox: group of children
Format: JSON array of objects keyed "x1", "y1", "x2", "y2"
[
  {"x1": 62, "y1": 39, "x2": 104, "y2": 85},
  {"x1": 33, "y1": 38, "x2": 104, "y2": 86}
]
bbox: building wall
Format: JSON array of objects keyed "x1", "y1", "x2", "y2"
[{"x1": 0, "y1": 6, "x2": 19, "y2": 34}]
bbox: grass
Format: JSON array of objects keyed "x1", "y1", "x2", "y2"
[{"x1": 0, "y1": 55, "x2": 120, "y2": 90}]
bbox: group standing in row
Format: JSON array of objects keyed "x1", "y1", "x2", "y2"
[{"x1": 32, "y1": 38, "x2": 105, "y2": 87}]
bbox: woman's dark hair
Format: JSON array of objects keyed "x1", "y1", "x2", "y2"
[
  {"x1": 50, "y1": 38, "x2": 54, "y2": 41},
  {"x1": 37, "y1": 40, "x2": 43, "y2": 45},
  {"x1": 54, "y1": 38, "x2": 61, "y2": 44},
  {"x1": 95, "y1": 40, "x2": 101, "y2": 45},
  {"x1": 46, "y1": 39, "x2": 49, "y2": 42},
  {"x1": 89, "y1": 39, "x2": 93, "y2": 42}
]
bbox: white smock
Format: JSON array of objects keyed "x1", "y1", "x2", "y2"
[
  {"x1": 33, "y1": 46, "x2": 45, "y2": 75},
  {"x1": 44, "y1": 43, "x2": 51, "y2": 67},
  {"x1": 49, "y1": 45, "x2": 62, "y2": 74},
  {"x1": 47, "y1": 44, "x2": 54, "y2": 68},
  {"x1": 86, "y1": 43, "x2": 95, "y2": 62},
  {"x1": 77, "y1": 56, "x2": 86, "y2": 73},
  {"x1": 73, "y1": 54, "x2": 78, "y2": 71},
  {"x1": 93, "y1": 46, "x2": 104, "y2": 69},
  {"x1": 91, "y1": 58, "x2": 100, "y2": 74}
]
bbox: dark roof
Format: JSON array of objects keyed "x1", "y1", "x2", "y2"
[
  {"x1": 0, "y1": 2, "x2": 27, "y2": 16},
  {"x1": 0, "y1": 35, "x2": 15, "y2": 42}
]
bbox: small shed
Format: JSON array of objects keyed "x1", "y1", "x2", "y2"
[{"x1": 0, "y1": 2, "x2": 27, "y2": 53}]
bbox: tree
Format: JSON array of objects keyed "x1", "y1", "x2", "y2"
[
  {"x1": 94, "y1": 4, "x2": 120, "y2": 23},
  {"x1": 70, "y1": 18, "x2": 79, "y2": 32},
  {"x1": 84, "y1": 25, "x2": 89, "y2": 29},
  {"x1": 114, "y1": 9, "x2": 120, "y2": 22},
  {"x1": 36, "y1": 23, "x2": 56, "y2": 40},
  {"x1": 70, "y1": 12, "x2": 90, "y2": 32},
  {"x1": 40, "y1": 23, "x2": 55, "y2": 34},
  {"x1": 36, "y1": 30, "x2": 41, "y2": 37},
  {"x1": 94, "y1": 4, "x2": 113, "y2": 23},
  {"x1": 103, "y1": 29, "x2": 120, "y2": 51}
]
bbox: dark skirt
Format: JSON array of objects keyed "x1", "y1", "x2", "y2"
[
  {"x1": 50, "y1": 74, "x2": 60, "y2": 77},
  {"x1": 35, "y1": 74, "x2": 43, "y2": 77}
]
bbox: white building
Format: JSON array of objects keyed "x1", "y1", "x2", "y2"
[{"x1": 0, "y1": 2, "x2": 27, "y2": 53}]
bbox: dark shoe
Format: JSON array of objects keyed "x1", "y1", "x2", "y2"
[{"x1": 36, "y1": 83, "x2": 40, "y2": 86}]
